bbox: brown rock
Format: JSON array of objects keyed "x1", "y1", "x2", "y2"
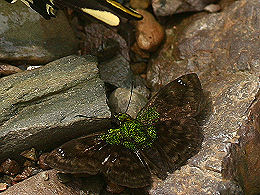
[
  {"x1": 204, "y1": 4, "x2": 221, "y2": 13},
  {"x1": 130, "y1": 0, "x2": 150, "y2": 9},
  {"x1": 152, "y1": 0, "x2": 217, "y2": 16},
  {"x1": 147, "y1": 0, "x2": 260, "y2": 91},
  {"x1": 1, "y1": 170, "x2": 87, "y2": 195},
  {"x1": 131, "y1": 62, "x2": 147, "y2": 75},
  {"x1": 13, "y1": 167, "x2": 38, "y2": 182},
  {"x1": 1, "y1": 159, "x2": 20, "y2": 176},
  {"x1": 149, "y1": 72, "x2": 257, "y2": 194},
  {"x1": 83, "y1": 23, "x2": 129, "y2": 61},
  {"x1": 20, "y1": 148, "x2": 37, "y2": 161},
  {"x1": 223, "y1": 92, "x2": 260, "y2": 195},
  {"x1": 135, "y1": 9, "x2": 165, "y2": 52},
  {"x1": 131, "y1": 42, "x2": 150, "y2": 59},
  {"x1": 0, "y1": 64, "x2": 23, "y2": 76},
  {"x1": 0, "y1": 183, "x2": 8, "y2": 192}
]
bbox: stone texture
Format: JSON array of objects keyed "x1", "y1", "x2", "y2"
[
  {"x1": 0, "y1": 1, "x2": 78, "y2": 65},
  {"x1": 83, "y1": 23, "x2": 129, "y2": 62},
  {"x1": 1, "y1": 170, "x2": 103, "y2": 195},
  {"x1": 108, "y1": 88, "x2": 148, "y2": 118},
  {"x1": 149, "y1": 72, "x2": 258, "y2": 194},
  {"x1": 0, "y1": 63, "x2": 23, "y2": 76},
  {"x1": 223, "y1": 92, "x2": 260, "y2": 195},
  {"x1": 152, "y1": 0, "x2": 217, "y2": 16},
  {"x1": 98, "y1": 54, "x2": 133, "y2": 89},
  {"x1": 147, "y1": 0, "x2": 260, "y2": 91},
  {"x1": 0, "y1": 55, "x2": 110, "y2": 161},
  {"x1": 130, "y1": 0, "x2": 150, "y2": 9},
  {"x1": 135, "y1": 9, "x2": 165, "y2": 52}
]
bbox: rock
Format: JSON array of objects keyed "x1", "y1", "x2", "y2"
[
  {"x1": 0, "y1": 55, "x2": 110, "y2": 161},
  {"x1": 147, "y1": 0, "x2": 260, "y2": 90},
  {"x1": 149, "y1": 72, "x2": 258, "y2": 194},
  {"x1": 130, "y1": 0, "x2": 150, "y2": 9},
  {"x1": 0, "y1": 183, "x2": 8, "y2": 192},
  {"x1": 108, "y1": 88, "x2": 148, "y2": 118},
  {"x1": 20, "y1": 148, "x2": 37, "y2": 161},
  {"x1": 13, "y1": 166, "x2": 40, "y2": 182},
  {"x1": 152, "y1": 0, "x2": 217, "y2": 16},
  {"x1": 1, "y1": 170, "x2": 94, "y2": 195},
  {"x1": 83, "y1": 23, "x2": 130, "y2": 62},
  {"x1": 0, "y1": 1, "x2": 78, "y2": 65},
  {"x1": 222, "y1": 92, "x2": 260, "y2": 195},
  {"x1": 0, "y1": 64, "x2": 23, "y2": 77},
  {"x1": 1, "y1": 159, "x2": 20, "y2": 176},
  {"x1": 98, "y1": 54, "x2": 133, "y2": 89},
  {"x1": 130, "y1": 62, "x2": 147, "y2": 75},
  {"x1": 204, "y1": 4, "x2": 221, "y2": 13},
  {"x1": 135, "y1": 9, "x2": 165, "y2": 52}
]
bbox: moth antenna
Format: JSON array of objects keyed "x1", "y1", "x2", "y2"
[
  {"x1": 75, "y1": 114, "x2": 109, "y2": 120},
  {"x1": 125, "y1": 80, "x2": 134, "y2": 114}
]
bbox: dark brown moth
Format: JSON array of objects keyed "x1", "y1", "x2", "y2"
[{"x1": 45, "y1": 73, "x2": 205, "y2": 188}]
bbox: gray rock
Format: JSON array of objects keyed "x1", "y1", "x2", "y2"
[
  {"x1": 152, "y1": 0, "x2": 217, "y2": 16},
  {"x1": 0, "y1": 1, "x2": 78, "y2": 65},
  {"x1": 150, "y1": 72, "x2": 258, "y2": 194},
  {"x1": 99, "y1": 54, "x2": 132, "y2": 89},
  {"x1": 108, "y1": 88, "x2": 148, "y2": 118},
  {"x1": 0, "y1": 55, "x2": 110, "y2": 161}
]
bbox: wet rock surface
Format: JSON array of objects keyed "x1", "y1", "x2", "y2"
[
  {"x1": 0, "y1": 55, "x2": 110, "y2": 161},
  {"x1": 0, "y1": 1, "x2": 78, "y2": 65}
]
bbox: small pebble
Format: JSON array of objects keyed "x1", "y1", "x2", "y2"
[
  {"x1": 204, "y1": 4, "x2": 221, "y2": 13},
  {"x1": 0, "y1": 183, "x2": 8, "y2": 191},
  {"x1": 20, "y1": 148, "x2": 37, "y2": 161},
  {"x1": 0, "y1": 64, "x2": 23, "y2": 76},
  {"x1": 27, "y1": 66, "x2": 42, "y2": 70},
  {"x1": 135, "y1": 9, "x2": 165, "y2": 52},
  {"x1": 40, "y1": 171, "x2": 49, "y2": 181},
  {"x1": 13, "y1": 167, "x2": 39, "y2": 182},
  {"x1": 1, "y1": 159, "x2": 20, "y2": 176}
]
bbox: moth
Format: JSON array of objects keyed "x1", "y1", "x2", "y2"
[
  {"x1": 45, "y1": 73, "x2": 205, "y2": 188},
  {"x1": 4, "y1": 0, "x2": 143, "y2": 26}
]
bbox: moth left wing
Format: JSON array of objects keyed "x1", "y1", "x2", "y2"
[{"x1": 45, "y1": 132, "x2": 113, "y2": 175}]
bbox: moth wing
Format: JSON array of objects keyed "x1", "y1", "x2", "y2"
[
  {"x1": 103, "y1": 146, "x2": 151, "y2": 188},
  {"x1": 45, "y1": 132, "x2": 112, "y2": 175},
  {"x1": 142, "y1": 117, "x2": 203, "y2": 173},
  {"x1": 137, "y1": 73, "x2": 204, "y2": 123}
]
